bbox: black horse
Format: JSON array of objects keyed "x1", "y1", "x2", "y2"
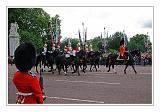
[
  {"x1": 35, "y1": 50, "x2": 59, "y2": 74},
  {"x1": 55, "y1": 53, "x2": 68, "y2": 75},
  {"x1": 123, "y1": 50, "x2": 141, "y2": 74},
  {"x1": 35, "y1": 52, "x2": 46, "y2": 73},
  {"x1": 88, "y1": 51, "x2": 101, "y2": 71},
  {"x1": 106, "y1": 53, "x2": 118, "y2": 73},
  {"x1": 54, "y1": 50, "x2": 78, "y2": 75},
  {"x1": 106, "y1": 49, "x2": 140, "y2": 74},
  {"x1": 72, "y1": 49, "x2": 87, "y2": 75},
  {"x1": 78, "y1": 49, "x2": 87, "y2": 73}
]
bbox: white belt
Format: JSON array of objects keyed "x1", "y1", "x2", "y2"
[{"x1": 16, "y1": 92, "x2": 33, "y2": 96}]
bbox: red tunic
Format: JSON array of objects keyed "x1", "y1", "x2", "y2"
[
  {"x1": 66, "y1": 47, "x2": 69, "y2": 52},
  {"x1": 76, "y1": 47, "x2": 79, "y2": 53},
  {"x1": 12, "y1": 71, "x2": 43, "y2": 104},
  {"x1": 119, "y1": 46, "x2": 125, "y2": 55}
]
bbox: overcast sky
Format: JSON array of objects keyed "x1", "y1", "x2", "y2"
[{"x1": 43, "y1": 7, "x2": 153, "y2": 42}]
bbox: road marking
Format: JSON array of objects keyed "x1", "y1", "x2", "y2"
[
  {"x1": 45, "y1": 96, "x2": 105, "y2": 103},
  {"x1": 91, "y1": 72, "x2": 116, "y2": 75},
  {"x1": 87, "y1": 76, "x2": 106, "y2": 78},
  {"x1": 55, "y1": 80, "x2": 120, "y2": 85},
  {"x1": 92, "y1": 72, "x2": 152, "y2": 75},
  {"x1": 140, "y1": 73, "x2": 152, "y2": 75}
]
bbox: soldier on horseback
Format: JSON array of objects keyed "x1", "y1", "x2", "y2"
[
  {"x1": 117, "y1": 38, "x2": 125, "y2": 59},
  {"x1": 42, "y1": 43, "x2": 48, "y2": 64}
]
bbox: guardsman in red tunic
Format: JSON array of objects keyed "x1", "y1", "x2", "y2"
[
  {"x1": 119, "y1": 44, "x2": 125, "y2": 56},
  {"x1": 76, "y1": 43, "x2": 81, "y2": 53},
  {"x1": 119, "y1": 38, "x2": 125, "y2": 56},
  {"x1": 13, "y1": 43, "x2": 43, "y2": 104},
  {"x1": 117, "y1": 38, "x2": 125, "y2": 59}
]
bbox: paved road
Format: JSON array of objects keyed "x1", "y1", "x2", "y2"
[{"x1": 8, "y1": 64, "x2": 152, "y2": 104}]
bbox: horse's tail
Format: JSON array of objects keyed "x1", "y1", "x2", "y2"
[{"x1": 106, "y1": 56, "x2": 109, "y2": 67}]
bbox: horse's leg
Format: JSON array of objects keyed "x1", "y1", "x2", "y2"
[
  {"x1": 72, "y1": 64, "x2": 75, "y2": 71},
  {"x1": 70, "y1": 62, "x2": 73, "y2": 70},
  {"x1": 80, "y1": 65, "x2": 82, "y2": 70},
  {"x1": 106, "y1": 59, "x2": 109, "y2": 67},
  {"x1": 72, "y1": 63, "x2": 80, "y2": 75},
  {"x1": 124, "y1": 63, "x2": 128, "y2": 74},
  {"x1": 82, "y1": 64, "x2": 86, "y2": 73},
  {"x1": 72, "y1": 64, "x2": 76, "y2": 74},
  {"x1": 65, "y1": 64, "x2": 68, "y2": 75},
  {"x1": 35, "y1": 63, "x2": 39, "y2": 73},
  {"x1": 94, "y1": 64, "x2": 97, "y2": 71},
  {"x1": 61, "y1": 64, "x2": 66, "y2": 76},
  {"x1": 112, "y1": 63, "x2": 117, "y2": 74},
  {"x1": 76, "y1": 64, "x2": 80, "y2": 75},
  {"x1": 97, "y1": 60, "x2": 100, "y2": 69},
  {"x1": 90, "y1": 64, "x2": 93, "y2": 71},
  {"x1": 83, "y1": 63, "x2": 87, "y2": 73},
  {"x1": 107, "y1": 64, "x2": 111, "y2": 72},
  {"x1": 36, "y1": 65, "x2": 38, "y2": 73},
  {"x1": 43, "y1": 62, "x2": 46, "y2": 72},
  {"x1": 58, "y1": 65, "x2": 61, "y2": 75},
  {"x1": 84, "y1": 64, "x2": 87, "y2": 70},
  {"x1": 131, "y1": 64, "x2": 137, "y2": 74},
  {"x1": 51, "y1": 64, "x2": 54, "y2": 74},
  {"x1": 98, "y1": 63, "x2": 100, "y2": 69},
  {"x1": 54, "y1": 65, "x2": 57, "y2": 71}
]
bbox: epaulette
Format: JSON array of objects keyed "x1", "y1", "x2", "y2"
[{"x1": 28, "y1": 71, "x2": 37, "y2": 77}]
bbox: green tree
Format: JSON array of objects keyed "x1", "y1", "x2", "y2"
[
  {"x1": 107, "y1": 32, "x2": 124, "y2": 52},
  {"x1": 20, "y1": 31, "x2": 43, "y2": 52},
  {"x1": 127, "y1": 34, "x2": 151, "y2": 53},
  {"x1": 60, "y1": 38, "x2": 79, "y2": 50},
  {"x1": 90, "y1": 36, "x2": 101, "y2": 51},
  {"x1": 8, "y1": 8, "x2": 62, "y2": 53},
  {"x1": 48, "y1": 15, "x2": 61, "y2": 49}
]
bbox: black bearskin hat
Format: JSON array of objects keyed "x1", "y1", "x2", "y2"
[
  {"x1": 120, "y1": 38, "x2": 124, "y2": 46},
  {"x1": 14, "y1": 42, "x2": 36, "y2": 72}
]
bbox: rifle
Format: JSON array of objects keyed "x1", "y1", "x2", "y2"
[{"x1": 39, "y1": 61, "x2": 46, "y2": 101}]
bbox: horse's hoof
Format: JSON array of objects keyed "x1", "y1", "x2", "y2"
[
  {"x1": 107, "y1": 70, "x2": 109, "y2": 72},
  {"x1": 124, "y1": 71, "x2": 126, "y2": 74},
  {"x1": 64, "y1": 72, "x2": 67, "y2": 75},
  {"x1": 115, "y1": 72, "x2": 117, "y2": 74}
]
